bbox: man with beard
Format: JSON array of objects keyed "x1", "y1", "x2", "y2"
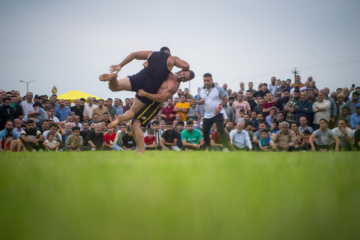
[
  {"x1": 20, "y1": 119, "x2": 45, "y2": 151},
  {"x1": 284, "y1": 89, "x2": 300, "y2": 122},
  {"x1": 160, "y1": 121, "x2": 180, "y2": 151},
  {"x1": 0, "y1": 120, "x2": 22, "y2": 152},
  {"x1": 161, "y1": 98, "x2": 176, "y2": 122},
  {"x1": 55, "y1": 99, "x2": 73, "y2": 122},
  {"x1": 181, "y1": 120, "x2": 204, "y2": 150},
  {"x1": 0, "y1": 98, "x2": 18, "y2": 130},
  {"x1": 82, "y1": 123, "x2": 104, "y2": 151},
  {"x1": 11, "y1": 96, "x2": 23, "y2": 120},
  {"x1": 294, "y1": 91, "x2": 313, "y2": 124},
  {"x1": 245, "y1": 90, "x2": 257, "y2": 111},
  {"x1": 274, "y1": 89, "x2": 290, "y2": 112},
  {"x1": 71, "y1": 99, "x2": 84, "y2": 122},
  {"x1": 80, "y1": 122, "x2": 90, "y2": 144},
  {"x1": 92, "y1": 99, "x2": 111, "y2": 121}
]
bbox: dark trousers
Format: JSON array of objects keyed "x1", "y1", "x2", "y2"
[{"x1": 203, "y1": 114, "x2": 231, "y2": 150}]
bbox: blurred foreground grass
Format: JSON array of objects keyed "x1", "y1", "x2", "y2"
[{"x1": 0, "y1": 152, "x2": 359, "y2": 240}]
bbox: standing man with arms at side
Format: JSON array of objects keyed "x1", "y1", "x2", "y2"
[{"x1": 197, "y1": 73, "x2": 232, "y2": 151}]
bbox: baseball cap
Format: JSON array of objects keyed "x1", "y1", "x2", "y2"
[{"x1": 355, "y1": 103, "x2": 360, "y2": 108}]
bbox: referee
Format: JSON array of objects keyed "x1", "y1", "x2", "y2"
[{"x1": 198, "y1": 73, "x2": 232, "y2": 151}]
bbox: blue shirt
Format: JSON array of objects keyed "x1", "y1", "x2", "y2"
[
  {"x1": 114, "y1": 105, "x2": 124, "y2": 115},
  {"x1": 350, "y1": 113, "x2": 360, "y2": 129},
  {"x1": 0, "y1": 129, "x2": 20, "y2": 141},
  {"x1": 55, "y1": 106, "x2": 73, "y2": 121}
]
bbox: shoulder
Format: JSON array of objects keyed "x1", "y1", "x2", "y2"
[{"x1": 214, "y1": 85, "x2": 227, "y2": 96}]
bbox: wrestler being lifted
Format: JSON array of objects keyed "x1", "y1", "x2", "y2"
[{"x1": 99, "y1": 47, "x2": 195, "y2": 127}]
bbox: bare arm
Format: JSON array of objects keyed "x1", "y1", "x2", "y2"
[
  {"x1": 138, "y1": 89, "x2": 170, "y2": 103},
  {"x1": 110, "y1": 51, "x2": 153, "y2": 73},
  {"x1": 172, "y1": 56, "x2": 189, "y2": 71}
]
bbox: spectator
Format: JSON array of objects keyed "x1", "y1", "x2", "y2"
[
  {"x1": 312, "y1": 91, "x2": 330, "y2": 130},
  {"x1": 160, "y1": 121, "x2": 180, "y2": 151},
  {"x1": 80, "y1": 122, "x2": 90, "y2": 141},
  {"x1": 210, "y1": 128, "x2": 231, "y2": 151},
  {"x1": 345, "y1": 91, "x2": 359, "y2": 115},
  {"x1": 161, "y1": 98, "x2": 175, "y2": 122},
  {"x1": 92, "y1": 99, "x2": 111, "y2": 121},
  {"x1": 112, "y1": 123, "x2": 127, "y2": 151},
  {"x1": 266, "y1": 108, "x2": 277, "y2": 127},
  {"x1": 291, "y1": 122, "x2": 303, "y2": 150},
  {"x1": 323, "y1": 87, "x2": 338, "y2": 127},
  {"x1": 43, "y1": 132, "x2": 60, "y2": 151},
  {"x1": 229, "y1": 122, "x2": 252, "y2": 151},
  {"x1": 294, "y1": 91, "x2": 313, "y2": 124},
  {"x1": 224, "y1": 97, "x2": 236, "y2": 123},
  {"x1": 174, "y1": 94, "x2": 190, "y2": 121},
  {"x1": 332, "y1": 118, "x2": 353, "y2": 151},
  {"x1": 232, "y1": 92, "x2": 251, "y2": 123},
  {"x1": 248, "y1": 82, "x2": 257, "y2": 96},
  {"x1": 309, "y1": 119, "x2": 340, "y2": 152},
  {"x1": 274, "y1": 89, "x2": 290, "y2": 112},
  {"x1": 103, "y1": 125, "x2": 117, "y2": 150},
  {"x1": 340, "y1": 106, "x2": 351, "y2": 124},
  {"x1": 259, "y1": 130, "x2": 272, "y2": 152},
  {"x1": 83, "y1": 123, "x2": 104, "y2": 151},
  {"x1": 3, "y1": 132, "x2": 25, "y2": 152},
  {"x1": 144, "y1": 128, "x2": 157, "y2": 150},
  {"x1": 83, "y1": 97, "x2": 96, "y2": 120},
  {"x1": 71, "y1": 99, "x2": 84, "y2": 122},
  {"x1": 181, "y1": 120, "x2": 204, "y2": 150},
  {"x1": 254, "y1": 83, "x2": 271, "y2": 98},
  {"x1": 284, "y1": 90, "x2": 300, "y2": 122},
  {"x1": 62, "y1": 122, "x2": 73, "y2": 143},
  {"x1": 63, "y1": 126, "x2": 83, "y2": 152},
  {"x1": 298, "y1": 116, "x2": 314, "y2": 134},
  {"x1": 271, "y1": 121, "x2": 297, "y2": 152},
  {"x1": 106, "y1": 98, "x2": 116, "y2": 120},
  {"x1": 28, "y1": 102, "x2": 48, "y2": 128},
  {"x1": 150, "y1": 120, "x2": 162, "y2": 149},
  {"x1": 245, "y1": 90, "x2": 257, "y2": 111},
  {"x1": 72, "y1": 115, "x2": 83, "y2": 131},
  {"x1": 0, "y1": 120, "x2": 21, "y2": 152},
  {"x1": 48, "y1": 108, "x2": 59, "y2": 123},
  {"x1": 11, "y1": 96, "x2": 24, "y2": 119},
  {"x1": 290, "y1": 75, "x2": 305, "y2": 88},
  {"x1": 122, "y1": 98, "x2": 131, "y2": 113},
  {"x1": 0, "y1": 97, "x2": 18, "y2": 130},
  {"x1": 13, "y1": 118, "x2": 23, "y2": 135},
  {"x1": 122, "y1": 126, "x2": 137, "y2": 151},
  {"x1": 113, "y1": 98, "x2": 124, "y2": 118},
  {"x1": 20, "y1": 92, "x2": 34, "y2": 118},
  {"x1": 253, "y1": 98, "x2": 264, "y2": 115},
  {"x1": 269, "y1": 120, "x2": 279, "y2": 134},
  {"x1": 262, "y1": 92, "x2": 276, "y2": 118},
  {"x1": 55, "y1": 99, "x2": 73, "y2": 122},
  {"x1": 354, "y1": 122, "x2": 360, "y2": 150},
  {"x1": 350, "y1": 103, "x2": 360, "y2": 129},
  {"x1": 299, "y1": 130, "x2": 312, "y2": 151},
  {"x1": 20, "y1": 119, "x2": 44, "y2": 152},
  {"x1": 187, "y1": 98, "x2": 198, "y2": 121},
  {"x1": 43, "y1": 123, "x2": 63, "y2": 147}
]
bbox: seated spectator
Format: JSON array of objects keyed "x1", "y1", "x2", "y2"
[
  {"x1": 20, "y1": 119, "x2": 45, "y2": 152},
  {"x1": 300, "y1": 130, "x2": 312, "y2": 151},
  {"x1": 269, "y1": 120, "x2": 279, "y2": 134},
  {"x1": 181, "y1": 120, "x2": 204, "y2": 150},
  {"x1": 112, "y1": 123, "x2": 127, "y2": 151},
  {"x1": 160, "y1": 121, "x2": 180, "y2": 151},
  {"x1": 13, "y1": 118, "x2": 23, "y2": 135},
  {"x1": 253, "y1": 122, "x2": 271, "y2": 146},
  {"x1": 230, "y1": 122, "x2": 252, "y2": 151},
  {"x1": 82, "y1": 123, "x2": 104, "y2": 151},
  {"x1": 144, "y1": 128, "x2": 157, "y2": 150},
  {"x1": 4, "y1": 132, "x2": 25, "y2": 152},
  {"x1": 122, "y1": 126, "x2": 137, "y2": 151},
  {"x1": 43, "y1": 132, "x2": 60, "y2": 151},
  {"x1": 332, "y1": 118, "x2": 353, "y2": 151},
  {"x1": 276, "y1": 111, "x2": 285, "y2": 124},
  {"x1": 176, "y1": 120, "x2": 185, "y2": 149},
  {"x1": 72, "y1": 115, "x2": 83, "y2": 131},
  {"x1": 102, "y1": 112, "x2": 111, "y2": 125},
  {"x1": 62, "y1": 122, "x2": 73, "y2": 143},
  {"x1": 298, "y1": 116, "x2": 314, "y2": 134},
  {"x1": 350, "y1": 103, "x2": 360, "y2": 129},
  {"x1": 63, "y1": 126, "x2": 83, "y2": 152},
  {"x1": 225, "y1": 121, "x2": 234, "y2": 134},
  {"x1": 291, "y1": 122, "x2": 303, "y2": 150},
  {"x1": 48, "y1": 108, "x2": 59, "y2": 123},
  {"x1": 259, "y1": 130, "x2": 272, "y2": 152},
  {"x1": 265, "y1": 108, "x2": 277, "y2": 127},
  {"x1": 103, "y1": 125, "x2": 117, "y2": 150},
  {"x1": 40, "y1": 120, "x2": 50, "y2": 133},
  {"x1": 309, "y1": 119, "x2": 340, "y2": 151},
  {"x1": 80, "y1": 122, "x2": 90, "y2": 141},
  {"x1": 271, "y1": 121, "x2": 297, "y2": 151},
  {"x1": 0, "y1": 120, "x2": 21, "y2": 152}
]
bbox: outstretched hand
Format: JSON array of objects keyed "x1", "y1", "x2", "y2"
[{"x1": 110, "y1": 64, "x2": 121, "y2": 73}]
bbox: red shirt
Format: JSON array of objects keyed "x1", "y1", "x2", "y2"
[
  {"x1": 211, "y1": 130, "x2": 230, "y2": 144},
  {"x1": 144, "y1": 136, "x2": 157, "y2": 145},
  {"x1": 263, "y1": 101, "x2": 276, "y2": 118},
  {"x1": 161, "y1": 106, "x2": 176, "y2": 122},
  {"x1": 103, "y1": 132, "x2": 116, "y2": 145}
]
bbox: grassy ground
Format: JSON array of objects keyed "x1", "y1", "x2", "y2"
[{"x1": 0, "y1": 152, "x2": 359, "y2": 240}]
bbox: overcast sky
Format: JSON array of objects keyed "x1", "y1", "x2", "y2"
[{"x1": 1, "y1": 0, "x2": 360, "y2": 100}]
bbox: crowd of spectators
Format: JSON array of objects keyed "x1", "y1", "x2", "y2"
[{"x1": 1, "y1": 75, "x2": 360, "y2": 152}]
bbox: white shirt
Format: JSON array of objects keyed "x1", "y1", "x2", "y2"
[
  {"x1": 229, "y1": 129, "x2": 252, "y2": 149},
  {"x1": 83, "y1": 104, "x2": 96, "y2": 118},
  {"x1": 198, "y1": 84, "x2": 227, "y2": 119},
  {"x1": 332, "y1": 127, "x2": 353, "y2": 146},
  {"x1": 20, "y1": 101, "x2": 34, "y2": 117},
  {"x1": 43, "y1": 130, "x2": 62, "y2": 141}
]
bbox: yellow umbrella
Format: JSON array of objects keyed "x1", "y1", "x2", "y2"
[{"x1": 57, "y1": 90, "x2": 103, "y2": 103}]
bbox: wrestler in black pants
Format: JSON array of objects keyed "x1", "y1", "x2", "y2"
[{"x1": 203, "y1": 114, "x2": 232, "y2": 150}]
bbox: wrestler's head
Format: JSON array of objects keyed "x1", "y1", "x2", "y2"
[
  {"x1": 160, "y1": 46, "x2": 171, "y2": 54},
  {"x1": 177, "y1": 70, "x2": 195, "y2": 82}
]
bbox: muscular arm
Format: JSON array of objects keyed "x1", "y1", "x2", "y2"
[
  {"x1": 172, "y1": 56, "x2": 189, "y2": 71},
  {"x1": 138, "y1": 88, "x2": 171, "y2": 103},
  {"x1": 119, "y1": 51, "x2": 153, "y2": 67}
]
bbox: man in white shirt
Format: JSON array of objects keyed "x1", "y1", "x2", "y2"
[
  {"x1": 312, "y1": 91, "x2": 330, "y2": 130},
  {"x1": 197, "y1": 73, "x2": 232, "y2": 151},
  {"x1": 83, "y1": 97, "x2": 96, "y2": 121},
  {"x1": 230, "y1": 122, "x2": 252, "y2": 151},
  {"x1": 332, "y1": 118, "x2": 353, "y2": 151}
]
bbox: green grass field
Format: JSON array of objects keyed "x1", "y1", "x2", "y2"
[{"x1": 1, "y1": 152, "x2": 359, "y2": 240}]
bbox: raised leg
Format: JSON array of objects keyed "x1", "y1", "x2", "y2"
[
  {"x1": 132, "y1": 119, "x2": 146, "y2": 154},
  {"x1": 108, "y1": 97, "x2": 146, "y2": 127},
  {"x1": 99, "y1": 73, "x2": 132, "y2": 92}
]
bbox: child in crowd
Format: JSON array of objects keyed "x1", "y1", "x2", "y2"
[
  {"x1": 103, "y1": 125, "x2": 116, "y2": 150},
  {"x1": 237, "y1": 109, "x2": 245, "y2": 124},
  {"x1": 259, "y1": 130, "x2": 271, "y2": 152},
  {"x1": 43, "y1": 132, "x2": 60, "y2": 151},
  {"x1": 144, "y1": 128, "x2": 157, "y2": 150},
  {"x1": 4, "y1": 133, "x2": 26, "y2": 152},
  {"x1": 300, "y1": 130, "x2": 312, "y2": 151},
  {"x1": 64, "y1": 126, "x2": 83, "y2": 152}
]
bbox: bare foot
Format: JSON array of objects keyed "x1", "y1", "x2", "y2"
[
  {"x1": 107, "y1": 115, "x2": 123, "y2": 128},
  {"x1": 99, "y1": 73, "x2": 117, "y2": 82},
  {"x1": 138, "y1": 149, "x2": 146, "y2": 154}
]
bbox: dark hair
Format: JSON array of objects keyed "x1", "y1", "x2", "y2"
[
  {"x1": 319, "y1": 119, "x2": 329, "y2": 124},
  {"x1": 337, "y1": 117, "x2": 348, "y2": 124},
  {"x1": 258, "y1": 121, "x2": 266, "y2": 126},
  {"x1": 3, "y1": 97, "x2": 11, "y2": 102},
  {"x1": 147, "y1": 128, "x2": 154, "y2": 134},
  {"x1": 189, "y1": 70, "x2": 195, "y2": 80},
  {"x1": 120, "y1": 123, "x2": 127, "y2": 128},
  {"x1": 283, "y1": 89, "x2": 290, "y2": 93},
  {"x1": 203, "y1": 73, "x2": 212, "y2": 78},
  {"x1": 33, "y1": 102, "x2": 42, "y2": 108},
  {"x1": 261, "y1": 130, "x2": 268, "y2": 134},
  {"x1": 27, "y1": 119, "x2": 35, "y2": 124},
  {"x1": 151, "y1": 121, "x2": 159, "y2": 126},
  {"x1": 165, "y1": 121, "x2": 173, "y2": 126},
  {"x1": 160, "y1": 46, "x2": 170, "y2": 53},
  {"x1": 303, "y1": 130, "x2": 311, "y2": 135},
  {"x1": 6, "y1": 132, "x2": 13, "y2": 138},
  {"x1": 244, "y1": 122, "x2": 253, "y2": 127},
  {"x1": 50, "y1": 123, "x2": 58, "y2": 129},
  {"x1": 72, "y1": 126, "x2": 81, "y2": 132},
  {"x1": 342, "y1": 106, "x2": 349, "y2": 111},
  {"x1": 353, "y1": 91, "x2": 359, "y2": 96},
  {"x1": 186, "y1": 120, "x2": 193, "y2": 126},
  {"x1": 80, "y1": 98, "x2": 86, "y2": 101},
  {"x1": 176, "y1": 120, "x2": 184, "y2": 126}
]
